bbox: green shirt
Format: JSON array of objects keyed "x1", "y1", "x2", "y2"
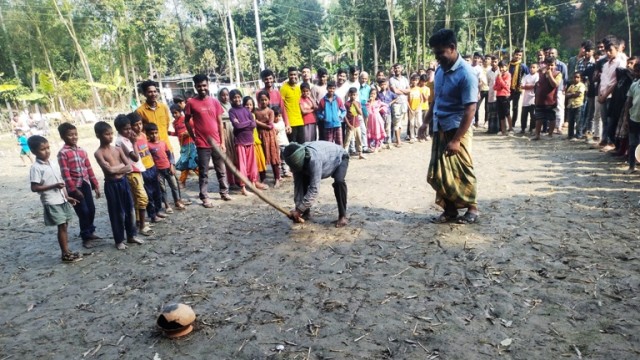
[{"x1": 627, "y1": 80, "x2": 640, "y2": 123}]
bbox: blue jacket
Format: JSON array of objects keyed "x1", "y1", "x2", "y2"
[{"x1": 317, "y1": 95, "x2": 346, "y2": 129}]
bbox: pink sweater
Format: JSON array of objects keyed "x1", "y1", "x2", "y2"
[{"x1": 494, "y1": 72, "x2": 511, "y2": 97}]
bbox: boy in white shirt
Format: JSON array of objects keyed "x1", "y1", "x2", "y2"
[{"x1": 520, "y1": 63, "x2": 539, "y2": 134}]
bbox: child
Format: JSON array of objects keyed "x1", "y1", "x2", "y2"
[
  {"x1": 93, "y1": 121, "x2": 141, "y2": 250},
  {"x1": 229, "y1": 90, "x2": 266, "y2": 195},
  {"x1": 244, "y1": 96, "x2": 269, "y2": 188},
  {"x1": 565, "y1": 72, "x2": 587, "y2": 140},
  {"x1": 419, "y1": 74, "x2": 431, "y2": 141},
  {"x1": 128, "y1": 112, "x2": 165, "y2": 219},
  {"x1": 57, "y1": 122, "x2": 101, "y2": 248},
  {"x1": 520, "y1": 63, "x2": 539, "y2": 134},
  {"x1": 255, "y1": 91, "x2": 282, "y2": 187},
  {"x1": 365, "y1": 87, "x2": 388, "y2": 152},
  {"x1": 272, "y1": 106, "x2": 291, "y2": 179},
  {"x1": 146, "y1": 122, "x2": 186, "y2": 211},
  {"x1": 169, "y1": 104, "x2": 198, "y2": 188},
  {"x1": 28, "y1": 135, "x2": 82, "y2": 262},
  {"x1": 114, "y1": 114, "x2": 151, "y2": 236},
  {"x1": 486, "y1": 56, "x2": 500, "y2": 134},
  {"x1": 494, "y1": 60, "x2": 512, "y2": 135},
  {"x1": 407, "y1": 74, "x2": 424, "y2": 142},
  {"x1": 173, "y1": 96, "x2": 186, "y2": 112},
  {"x1": 344, "y1": 87, "x2": 366, "y2": 159},
  {"x1": 17, "y1": 129, "x2": 33, "y2": 165},
  {"x1": 377, "y1": 79, "x2": 399, "y2": 147},
  {"x1": 317, "y1": 81, "x2": 346, "y2": 146},
  {"x1": 300, "y1": 82, "x2": 318, "y2": 142}
]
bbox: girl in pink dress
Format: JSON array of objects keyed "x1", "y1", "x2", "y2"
[{"x1": 365, "y1": 88, "x2": 388, "y2": 152}]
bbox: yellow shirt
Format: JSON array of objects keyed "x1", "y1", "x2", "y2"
[
  {"x1": 409, "y1": 87, "x2": 422, "y2": 111},
  {"x1": 566, "y1": 82, "x2": 586, "y2": 109},
  {"x1": 279, "y1": 82, "x2": 304, "y2": 127},
  {"x1": 420, "y1": 85, "x2": 431, "y2": 111},
  {"x1": 137, "y1": 102, "x2": 173, "y2": 153}
]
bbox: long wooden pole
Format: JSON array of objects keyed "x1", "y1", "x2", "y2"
[{"x1": 208, "y1": 140, "x2": 301, "y2": 222}]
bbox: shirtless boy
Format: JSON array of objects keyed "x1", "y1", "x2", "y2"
[{"x1": 93, "y1": 121, "x2": 143, "y2": 249}]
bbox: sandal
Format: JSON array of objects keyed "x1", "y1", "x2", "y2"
[
  {"x1": 165, "y1": 207, "x2": 174, "y2": 214},
  {"x1": 457, "y1": 211, "x2": 479, "y2": 224},
  {"x1": 432, "y1": 211, "x2": 458, "y2": 224},
  {"x1": 202, "y1": 200, "x2": 215, "y2": 208},
  {"x1": 175, "y1": 203, "x2": 186, "y2": 210},
  {"x1": 62, "y1": 252, "x2": 83, "y2": 263}
]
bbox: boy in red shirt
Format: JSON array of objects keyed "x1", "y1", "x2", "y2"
[{"x1": 146, "y1": 122, "x2": 186, "y2": 211}]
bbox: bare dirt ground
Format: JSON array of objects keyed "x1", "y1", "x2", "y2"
[{"x1": 1, "y1": 124, "x2": 640, "y2": 360}]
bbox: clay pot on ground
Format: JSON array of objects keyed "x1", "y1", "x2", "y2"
[{"x1": 156, "y1": 303, "x2": 196, "y2": 338}]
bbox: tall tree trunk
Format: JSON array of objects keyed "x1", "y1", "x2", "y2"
[
  {"x1": 31, "y1": 58, "x2": 41, "y2": 115},
  {"x1": 416, "y1": 7, "x2": 420, "y2": 68},
  {"x1": 445, "y1": 0, "x2": 452, "y2": 28},
  {"x1": 172, "y1": 0, "x2": 188, "y2": 55},
  {"x1": 483, "y1": 0, "x2": 488, "y2": 54},
  {"x1": 374, "y1": 34, "x2": 379, "y2": 75},
  {"x1": 507, "y1": 0, "x2": 512, "y2": 55},
  {"x1": 32, "y1": 19, "x2": 66, "y2": 111},
  {"x1": 121, "y1": 51, "x2": 131, "y2": 109},
  {"x1": 625, "y1": 0, "x2": 632, "y2": 55},
  {"x1": 227, "y1": 5, "x2": 241, "y2": 85},
  {"x1": 216, "y1": 7, "x2": 234, "y2": 84},
  {"x1": 386, "y1": 0, "x2": 397, "y2": 65},
  {"x1": 52, "y1": 0, "x2": 102, "y2": 109},
  {"x1": 0, "y1": 4, "x2": 19, "y2": 79},
  {"x1": 422, "y1": 0, "x2": 427, "y2": 65},
  {"x1": 522, "y1": 0, "x2": 528, "y2": 64},
  {"x1": 129, "y1": 45, "x2": 139, "y2": 108}
]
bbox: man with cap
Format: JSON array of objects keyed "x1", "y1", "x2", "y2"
[{"x1": 282, "y1": 141, "x2": 349, "y2": 227}]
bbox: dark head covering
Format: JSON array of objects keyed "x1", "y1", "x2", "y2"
[{"x1": 283, "y1": 142, "x2": 306, "y2": 173}]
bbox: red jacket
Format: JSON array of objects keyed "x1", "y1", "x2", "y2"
[{"x1": 494, "y1": 71, "x2": 511, "y2": 97}]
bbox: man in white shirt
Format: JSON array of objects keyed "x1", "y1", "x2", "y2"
[
  {"x1": 598, "y1": 37, "x2": 624, "y2": 147},
  {"x1": 486, "y1": 56, "x2": 500, "y2": 133},
  {"x1": 389, "y1": 63, "x2": 410, "y2": 142}
]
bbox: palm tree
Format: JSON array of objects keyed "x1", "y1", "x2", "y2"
[{"x1": 316, "y1": 33, "x2": 354, "y2": 67}]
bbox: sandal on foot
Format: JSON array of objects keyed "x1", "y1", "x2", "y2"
[
  {"x1": 202, "y1": 200, "x2": 215, "y2": 208},
  {"x1": 432, "y1": 212, "x2": 458, "y2": 224},
  {"x1": 140, "y1": 226, "x2": 154, "y2": 236},
  {"x1": 165, "y1": 207, "x2": 174, "y2": 214},
  {"x1": 457, "y1": 211, "x2": 479, "y2": 224},
  {"x1": 62, "y1": 252, "x2": 83, "y2": 262},
  {"x1": 180, "y1": 199, "x2": 193, "y2": 205},
  {"x1": 116, "y1": 242, "x2": 128, "y2": 250},
  {"x1": 175, "y1": 203, "x2": 186, "y2": 210}
]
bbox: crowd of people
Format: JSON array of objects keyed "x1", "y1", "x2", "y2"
[
  {"x1": 25, "y1": 29, "x2": 638, "y2": 262},
  {"x1": 475, "y1": 35, "x2": 639, "y2": 174}
]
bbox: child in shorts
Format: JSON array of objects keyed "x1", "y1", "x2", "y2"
[
  {"x1": 28, "y1": 135, "x2": 82, "y2": 262},
  {"x1": 17, "y1": 129, "x2": 33, "y2": 165},
  {"x1": 114, "y1": 114, "x2": 151, "y2": 236}
]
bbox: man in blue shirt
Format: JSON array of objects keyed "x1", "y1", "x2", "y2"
[{"x1": 419, "y1": 29, "x2": 479, "y2": 224}]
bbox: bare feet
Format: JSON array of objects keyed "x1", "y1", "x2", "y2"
[
  {"x1": 116, "y1": 242, "x2": 127, "y2": 250},
  {"x1": 254, "y1": 182, "x2": 269, "y2": 190},
  {"x1": 221, "y1": 193, "x2": 232, "y2": 201},
  {"x1": 155, "y1": 212, "x2": 167, "y2": 219},
  {"x1": 274, "y1": 180, "x2": 281, "y2": 188},
  {"x1": 241, "y1": 186, "x2": 249, "y2": 196},
  {"x1": 127, "y1": 237, "x2": 144, "y2": 244},
  {"x1": 336, "y1": 216, "x2": 348, "y2": 228},
  {"x1": 87, "y1": 233, "x2": 101, "y2": 240},
  {"x1": 82, "y1": 240, "x2": 97, "y2": 249}
]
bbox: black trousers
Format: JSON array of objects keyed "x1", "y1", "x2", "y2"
[
  {"x1": 475, "y1": 91, "x2": 488, "y2": 125},
  {"x1": 332, "y1": 156, "x2": 349, "y2": 218},
  {"x1": 510, "y1": 91, "x2": 521, "y2": 127}
]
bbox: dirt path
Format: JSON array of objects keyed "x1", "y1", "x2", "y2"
[{"x1": 1, "y1": 126, "x2": 639, "y2": 359}]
